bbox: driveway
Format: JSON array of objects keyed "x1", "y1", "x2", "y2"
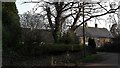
[{"x1": 82, "y1": 52, "x2": 119, "y2": 66}]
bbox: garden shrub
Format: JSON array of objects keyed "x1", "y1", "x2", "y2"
[
  {"x1": 44, "y1": 43, "x2": 82, "y2": 55},
  {"x1": 60, "y1": 31, "x2": 79, "y2": 44},
  {"x1": 16, "y1": 43, "x2": 82, "y2": 57}
]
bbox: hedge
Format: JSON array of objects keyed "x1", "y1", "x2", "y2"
[{"x1": 16, "y1": 43, "x2": 82, "y2": 56}]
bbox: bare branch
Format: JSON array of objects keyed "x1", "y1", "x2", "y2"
[
  {"x1": 97, "y1": 2, "x2": 108, "y2": 12},
  {"x1": 62, "y1": 3, "x2": 71, "y2": 9},
  {"x1": 62, "y1": 12, "x2": 77, "y2": 20},
  {"x1": 71, "y1": 7, "x2": 82, "y2": 28},
  {"x1": 70, "y1": 9, "x2": 75, "y2": 19},
  {"x1": 73, "y1": 6, "x2": 120, "y2": 30},
  {"x1": 62, "y1": 3, "x2": 80, "y2": 12},
  {"x1": 46, "y1": 7, "x2": 54, "y2": 30}
]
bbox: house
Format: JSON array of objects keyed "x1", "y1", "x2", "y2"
[
  {"x1": 21, "y1": 28, "x2": 54, "y2": 44},
  {"x1": 75, "y1": 24, "x2": 114, "y2": 47}
]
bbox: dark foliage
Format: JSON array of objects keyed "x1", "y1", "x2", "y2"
[
  {"x1": 88, "y1": 38, "x2": 96, "y2": 54},
  {"x1": 2, "y1": 2, "x2": 22, "y2": 66},
  {"x1": 60, "y1": 31, "x2": 79, "y2": 44},
  {"x1": 16, "y1": 43, "x2": 82, "y2": 57},
  {"x1": 22, "y1": 29, "x2": 42, "y2": 46},
  {"x1": 2, "y1": 2, "x2": 21, "y2": 49}
]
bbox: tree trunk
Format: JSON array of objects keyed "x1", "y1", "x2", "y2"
[{"x1": 46, "y1": 6, "x2": 62, "y2": 43}]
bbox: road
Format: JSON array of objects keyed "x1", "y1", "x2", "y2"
[{"x1": 82, "y1": 52, "x2": 119, "y2": 66}]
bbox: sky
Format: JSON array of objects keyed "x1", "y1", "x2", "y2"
[
  {"x1": 15, "y1": 0, "x2": 119, "y2": 30},
  {"x1": 16, "y1": 0, "x2": 33, "y2": 14},
  {"x1": 16, "y1": 0, "x2": 120, "y2": 14}
]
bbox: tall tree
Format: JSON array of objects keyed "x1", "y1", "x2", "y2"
[
  {"x1": 19, "y1": 12, "x2": 49, "y2": 29},
  {"x1": 23, "y1": 1, "x2": 120, "y2": 43},
  {"x1": 2, "y1": 2, "x2": 21, "y2": 49}
]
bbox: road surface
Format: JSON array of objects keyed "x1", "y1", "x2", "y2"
[{"x1": 83, "y1": 52, "x2": 119, "y2": 66}]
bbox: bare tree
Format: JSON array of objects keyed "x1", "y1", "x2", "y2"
[
  {"x1": 22, "y1": 1, "x2": 120, "y2": 43},
  {"x1": 19, "y1": 12, "x2": 49, "y2": 30}
]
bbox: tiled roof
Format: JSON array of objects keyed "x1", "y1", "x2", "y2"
[{"x1": 75, "y1": 27, "x2": 114, "y2": 38}]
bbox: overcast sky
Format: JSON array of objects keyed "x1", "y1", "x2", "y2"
[
  {"x1": 16, "y1": 0, "x2": 32, "y2": 14},
  {"x1": 15, "y1": 0, "x2": 120, "y2": 30},
  {"x1": 16, "y1": 0, "x2": 119, "y2": 14}
]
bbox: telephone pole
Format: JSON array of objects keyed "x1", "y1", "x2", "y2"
[{"x1": 82, "y1": 2, "x2": 86, "y2": 57}]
